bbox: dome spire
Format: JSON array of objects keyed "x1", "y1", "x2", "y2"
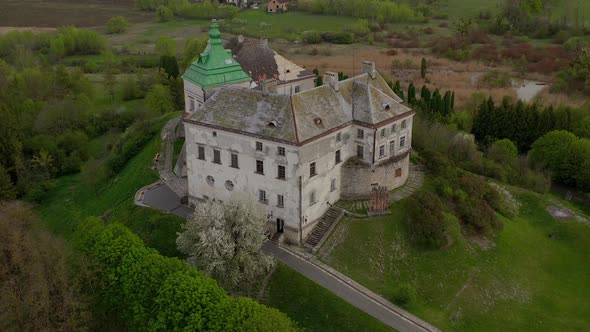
[{"x1": 208, "y1": 19, "x2": 222, "y2": 45}]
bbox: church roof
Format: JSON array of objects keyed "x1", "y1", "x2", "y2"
[
  {"x1": 182, "y1": 20, "x2": 251, "y2": 88},
  {"x1": 184, "y1": 70, "x2": 411, "y2": 145}
]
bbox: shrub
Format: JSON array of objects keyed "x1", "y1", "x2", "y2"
[
  {"x1": 393, "y1": 283, "x2": 417, "y2": 307},
  {"x1": 156, "y1": 5, "x2": 174, "y2": 22},
  {"x1": 106, "y1": 16, "x2": 129, "y2": 34},
  {"x1": 406, "y1": 191, "x2": 448, "y2": 249},
  {"x1": 302, "y1": 30, "x2": 322, "y2": 44},
  {"x1": 423, "y1": 27, "x2": 434, "y2": 35},
  {"x1": 321, "y1": 32, "x2": 354, "y2": 44},
  {"x1": 488, "y1": 182, "x2": 521, "y2": 218},
  {"x1": 455, "y1": 175, "x2": 503, "y2": 235}
]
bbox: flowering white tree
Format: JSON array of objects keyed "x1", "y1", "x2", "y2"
[{"x1": 176, "y1": 200, "x2": 274, "y2": 293}]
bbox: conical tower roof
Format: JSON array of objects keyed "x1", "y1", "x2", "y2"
[{"x1": 182, "y1": 19, "x2": 251, "y2": 88}]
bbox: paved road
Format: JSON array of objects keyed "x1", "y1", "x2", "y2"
[{"x1": 262, "y1": 242, "x2": 440, "y2": 332}]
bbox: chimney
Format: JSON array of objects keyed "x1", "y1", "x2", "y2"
[
  {"x1": 260, "y1": 37, "x2": 268, "y2": 47},
  {"x1": 260, "y1": 78, "x2": 278, "y2": 95},
  {"x1": 323, "y1": 72, "x2": 339, "y2": 92},
  {"x1": 362, "y1": 60, "x2": 376, "y2": 79},
  {"x1": 238, "y1": 35, "x2": 244, "y2": 43}
]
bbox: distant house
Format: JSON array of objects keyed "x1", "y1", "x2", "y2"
[{"x1": 267, "y1": 0, "x2": 288, "y2": 13}]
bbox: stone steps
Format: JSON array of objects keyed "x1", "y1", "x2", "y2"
[{"x1": 304, "y1": 206, "x2": 344, "y2": 250}]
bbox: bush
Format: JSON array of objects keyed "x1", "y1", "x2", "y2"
[
  {"x1": 106, "y1": 16, "x2": 129, "y2": 34},
  {"x1": 302, "y1": 31, "x2": 322, "y2": 44},
  {"x1": 321, "y1": 32, "x2": 354, "y2": 44},
  {"x1": 488, "y1": 182, "x2": 521, "y2": 218},
  {"x1": 406, "y1": 191, "x2": 448, "y2": 249},
  {"x1": 393, "y1": 283, "x2": 417, "y2": 307},
  {"x1": 156, "y1": 5, "x2": 174, "y2": 22}
]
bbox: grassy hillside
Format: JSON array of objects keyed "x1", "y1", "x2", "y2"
[{"x1": 319, "y1": 189, "x2": 590, "y2": 331}]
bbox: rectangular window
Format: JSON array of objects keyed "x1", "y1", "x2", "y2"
[
  {"x1": 335, "y1": 150, "x2": 341, "y2": 164},
  {"x1": 357, "y1": 145, "x2": 364, "y2": 159},
  {"x1": 390, "y1": 140, "x2": 395, "y2": 156},
  {"x1": 357, "y1": 129, "x2": 364, "y2": 139},
  {"x1": 256, "y1": 160, "x2": 264, "y2": 174},
  {"x1": 310, "y1": 162, "x2": 317, "y2": 177},
  {"x1": 278, "y1": 146, "x2": 285, "y2": 156},
  {"x1": 189, "y1": 96, "x2": 195, "y2": 112},
  {"x1": 380, "y1": 128, "x2": 386, "y2": 137},
  {"x1": 379, "y1": 145, "x2": 385, "y2": 158},
  {"x1": 294, "y1": 85, "x2": 301, "y2": 93},
  {"x1": 336, "y1": 132, "x2": 342, "y2": 142},
  {"x1": 213, "y1": 149, "x2": 221, "y2": 164},
  {"x1": 310, "y1": 192, "x2": 316, "y2": 206},
  {"x1": 278, "y1": 165, "x2": 286, "y2": 180},
  {"x1": 198, "y1": 146, "x2": 205, "y2": 160},
  {"x1": 212, "y1": 131, "x2": 217, "y2": 137},
  {"x1": 330, "y1": 178, "x2": 336, "y2": 192},
  {"x1": 230, "y1": 153, "x2": 239, "y2": 168},
  {"x1": 400, "y1": 136, "x2": 406, "y2": 148},
  {"x1": 277, "y1": 194, "x2": 284, "y2": 208},
  {"x1": 401, "y1": 120, "x2": 407, "y2": 129},
  {"x1": 396, "y1": 168, "x2": 402, "y2": 178},
  {"x1": 259, "y1": 190, "x2": 267, "y2": 204},
  {"x1": 256, "y1": 141, "x2": 263, "y2": 151},
  {"x1": 392, "y1": 123, "x2": 397, "y2": 133}
]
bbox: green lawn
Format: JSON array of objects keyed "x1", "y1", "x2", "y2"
[
  {"x1": 443, "y1": 0, "x2": 503, "y2": 19},
  {"x1": 37, "y1": 113, "x2": 185, "y2": 257},
  {"x1": 265, "y1": 264, "x2": 394, "y2": 332},
  {"x1": 319, "y1": 191, "x2": 590, "y2": 331}
]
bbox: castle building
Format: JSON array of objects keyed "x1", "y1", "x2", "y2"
[{"x1": 182, "y1": 58, "x2": 415, "y2": 245}]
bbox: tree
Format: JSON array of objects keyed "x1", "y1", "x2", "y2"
[
  {"x1": 177, "y1": 200, "x2": 275, "y2": 293},
  {"x1": 313, "y1": 68, "x2": 323, "y2": 86},
  {"x1": 574, "y1": 116, "x2": 590, "y2": 138},
  {"x1": 146, "y1": 84, "x2": 175, "y2": 114},
  {"x1": 121, "y1": 74, "x2": 140, "y2": 100},
  {"x1": 106, "y1": 16, "x2": 129, "y2": 34},
  {"x1": 156, "y1": 5, "x2": 174, "y2": 22},
  {"x1": 0, "y1": 201, "x2": 90, "y2": 330},
  {"x1": 0, "y1": 165, "x2": 16, "y2": 200},
  {"x1": 529, "y1": 130, "x2": 577, "y2": 184},
  {"x1": 406, "y1": 191, "x2": 448, "y2": 249},
  {"x1": 182, "y1": 37, "x2": 207, "y2": 68},
  {"x1": 487, "y1": 138, "x2": 518, "y2": 163},
  {"x1": 49, "y1": 37, "x2": 65, "y2": 61},
  {"x1": 407, "y1": 83, "x2": 416, "y2": 105},
  {"x1": 420, "y1": 57, "x2": 427, "y2": 79},
  {"x1": 156, "y1": 36, "x2": 176, "y2": 57},
  {"x1": 159, "y1": 55, "x2": 179, "y2": 78}
]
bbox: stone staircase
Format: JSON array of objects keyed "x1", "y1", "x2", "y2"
[
  {"x1": 337, "y1": 164, "x2": 425, "y2": 211},
  {"x1": 304, "y1": 206, "x2": 345, "y2": 251}
]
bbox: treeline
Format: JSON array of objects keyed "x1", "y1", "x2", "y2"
[
  {"x1": 472, "y1": 97, "x2": 575, "y2": 152},
  {"x1": 390, "y1": 80, "x2": 455, "y2": 120},
  {"x1": 74, "y1": 217, "x2": 298, "y2": 331},
  {"x1": 135, "y1": 0, "x2": 238, "y2": 20},
  {"x1": 0, "y1": 27, "x2": 106, "y2": 65},
  {"x1": 297, "y1": 0, "x2": 427, "y2": 24}
]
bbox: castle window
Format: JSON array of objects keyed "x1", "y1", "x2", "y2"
[
  {"x1": 256, "y1": 141, "x2": 263, "y2": 151},
  {"x1": 400, "y1": 136, "x2": 406, "y2": 148},
  {"x1": 230, "y1": 153, "x2": 239, "y2": 168},
  {"x1": 335, "y1": 150, "x2": 341, "y2": 164},
  {"x1": 278, "y1": 165, "x2": 286, "y2": 180},
  {"x1": 294, "y1": 85, "x2": 300, "y2": 93},
  {"x1": 259, "y1": 190, "x2": 268, "y2": 204},
  {"x1": 390, "y1": 140, "x2": 396, "y2": 156},
  {"x1": 336, "y1": 132, "x2": 342, "y2": 142},
  {"x1": 206, "y1": 176, "x2": 215, "y2": 186},
  {"x1": 278, "y1": 146, "x2": 285, "y2": 156},
  {"x1": 357, "y1": 129, "x2": 364, "y2": 139},
  {"x1": 256, "y1": 160, "x2": 264, "y2": 174},
  {"x1": 330, "y1": 178, "x2": 337, "y2": 192},
  {"x1": 310, "y1": 162, "x2": 317, "y2": 177},
  {"x1": 401, "y1": 120, "x2": 407, "y2": 129},
  {"x1": 213, "y1": 149, "x2": 221, "y2": 164},
  {"x1": 277, "y1": 194, "x2": 285, "y2": 208},
  {"x1": 212, "y1": 131, "x2": 217, "y2": 137},
  {"x1": 189, "y1": 96, "x2": 195, "y2": 112},
  {"x1": 396, "y1": 168, "x2": 402, "y2": 178},
  {"x1": 310, "y1": 191, "x2": 317, "y2": 206},
  {"x1": 380, "y1": 128, "x2": 386, "y2": 138},
  {"x1": 392, "y1": 123, "x2": 397, "y2": 133},
  {"x1": 379, "y1": 145, "x2": 385, "y2": 158},
  {"x1": 357, "y1": 145, "x2": 364, "y2": 159},
  {"x1": 198, "y1": 146, "x2": 205, "y2": 160}
]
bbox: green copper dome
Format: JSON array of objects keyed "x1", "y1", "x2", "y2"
[{"x1": 182, "y1": 19, "x2": 251, "y2": 88}]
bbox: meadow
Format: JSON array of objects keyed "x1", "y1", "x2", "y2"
[{"x1": 318, "y1": 188, "x2": 590, "y2": 331}]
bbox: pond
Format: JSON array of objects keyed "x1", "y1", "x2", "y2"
[{"x1": 513, "y1": 80, "x2": 547, "y2": 102}]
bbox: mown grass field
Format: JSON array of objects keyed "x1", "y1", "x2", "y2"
[{"x1": 319, "y1": 190, "x2": 590, "y2": 331}]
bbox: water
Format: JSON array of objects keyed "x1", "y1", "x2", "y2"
[{"x1": 513, "y1": 80, "x2": 547, "y2": 102}]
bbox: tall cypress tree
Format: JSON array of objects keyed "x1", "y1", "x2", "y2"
[{"x1": 407, "y1": 83, "x2": 416, "y2": 105}]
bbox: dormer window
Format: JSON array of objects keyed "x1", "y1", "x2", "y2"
[
  {"x1": 381, "y1": 103, "x2": 391, "y2": 111},
  {"x1": 313, "y1": 117, "x2": 324, "y2": 128},
  {"x1": 268, "y1": 120, "x2": 278, "y2": 128}
]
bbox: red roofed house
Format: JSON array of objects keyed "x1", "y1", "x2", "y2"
[{"x1": 267, "y1": 0, "x2": 288, "y2": 13}]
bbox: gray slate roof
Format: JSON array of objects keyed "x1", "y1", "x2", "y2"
[{"x1": 185, "y1": 71, "x2": 411, "y2": 145}]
